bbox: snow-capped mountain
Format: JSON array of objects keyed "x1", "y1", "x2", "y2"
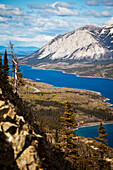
[{"x1": 22, "y1": 24, "x2": 113, "y2": 65}]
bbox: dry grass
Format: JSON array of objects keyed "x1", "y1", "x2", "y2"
[{"x1": 17, "y1": 78, "x2": 113, "y2": 128}]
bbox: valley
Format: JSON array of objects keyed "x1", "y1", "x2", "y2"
[{"x1": 17, "y1": 78, "x2": 113, "y2": 130}]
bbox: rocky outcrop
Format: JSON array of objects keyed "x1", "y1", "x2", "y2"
[
  {"x1": 21, "y1": 24, "x2": 113, "y2": 65},
  {"x1": 0, "y1": 89, "x2": 42, "y2": 169}
]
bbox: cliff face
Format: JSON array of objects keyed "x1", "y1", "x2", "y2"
[
  {"x1": 21, "y1": 24, "x2": 113, "y2": 65},
  {"x1": 0, "y1": 89, "x2": 41, "y2": 169}
]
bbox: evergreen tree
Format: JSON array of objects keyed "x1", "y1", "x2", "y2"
[
  {"x1": 61, "y1": 101, "x2": 77, "y2": 129},
  {"x1": 95, "y1": 121, "x2": 108, "y2": 145},
  {"x1": 57, "y1": 101, "x2": 78, "y2": 163},
  {"x1": 3, "y1": 50, "x2": 9, "y2": 82},
  {"x1": 17, "y1": 65, "x2": 24, "y2": 86},
  {"x1": 95, "y1": 121, "x2": 109, "y2": 170},
  {"x1": 54, "y1": 127, "x2": 59, "y2": 143},
  {"x1": 1, "y1": 50, "x2": 13, "y2": 100}
]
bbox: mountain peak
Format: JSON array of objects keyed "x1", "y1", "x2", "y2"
[{"x1": 21, "y1": 24, "x2": 113, "y2": 65}]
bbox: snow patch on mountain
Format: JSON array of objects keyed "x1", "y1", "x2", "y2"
[{"x1": 22, "y1": 24, "x2": 113, "y2": 65}]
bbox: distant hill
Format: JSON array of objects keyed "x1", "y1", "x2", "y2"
[
  {"x1": 0, "y1": 46, "x2": 38, "y2": 57},
  {"x1": 21, "y1": 24, "x2": 113, "y2": 65}
]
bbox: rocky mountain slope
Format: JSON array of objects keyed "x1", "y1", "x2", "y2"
[
  {"x1": 21, "y1": 24, "x2": 113, "y2": 65},
  {"x1": 0, "y1": 89, "x2": 40, "y2": 169}
]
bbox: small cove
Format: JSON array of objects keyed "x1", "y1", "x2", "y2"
[{"x1": 75, "y1": 123, "x2": 113, "y2": 148}]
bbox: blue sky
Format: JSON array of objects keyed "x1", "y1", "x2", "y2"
[{"x1": 0, "y1": 0, "x2": 113, "y2": 47}]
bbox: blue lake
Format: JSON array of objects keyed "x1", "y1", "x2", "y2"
[
  {"x1": 16, "y1": 65, "x2": 113, "y2": 105},
  {"x1": 75, "y1": 123, "x2": 113, "y2": 148},
  {"x1": 10, "y1": 65, "x2": 113, "y2": 104},
  {"x1": 9, "y1": 64, "x2": 113, "y2": 147}
]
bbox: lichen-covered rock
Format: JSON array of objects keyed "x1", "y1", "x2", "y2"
[
  {"x1": 0, "y1": 100, "x2": 5, "y2": 108},
  {"x1": 16, "y1": 145, "x2": 38, "y2": 170},
  {"x1": 0, "y1": 89, "x2": 42, "y2": 169}
]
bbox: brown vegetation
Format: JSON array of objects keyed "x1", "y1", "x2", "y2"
[{"x1": 17, "y1": 78, "x2": 113, "y2": 130}]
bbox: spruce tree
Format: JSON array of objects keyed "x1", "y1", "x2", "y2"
[
  {"x1": 2, "y1": 50, "x2": 13, "y2": 99},
  {"x1": 61, "y1": 101, "x2": 77, "y2": 128},
  {"x1": 95, "y1": 121, "x2": 109, "y2": 170},
  {"x1": 58, "y1": 101, "x2": 78, "y2": 163},
  {"x1": 95, "y1": 121, "x2": 108, "y2": 146},
  {"x1": 54, "y1": 127, "x2": 59, "y2": 143},
  {"x1": 17, "y1": 65, "x2": 24, "y2": 86}
]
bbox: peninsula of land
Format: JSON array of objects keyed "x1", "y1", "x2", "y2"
[{"x1": 17, "y1": 78, "x2": 113, "y2": 130}]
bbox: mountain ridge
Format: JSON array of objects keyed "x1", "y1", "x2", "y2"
[
  {"x1": 0, "y1": 46, "x2": 38, "y2": 56},
  {"x1": 21, "y1": 24, "x2": 113, "y2": 65}
]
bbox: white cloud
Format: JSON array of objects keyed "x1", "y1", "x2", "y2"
[
  {"x1": 0, "y1": 4, "x2": 24, "y2": 17},
  {"x1": 0, "y1": 16, "x2": 8, "y2": 22},
  {"x1": 0, "y1": 12, "x2": 91, "y2": 47},
  {"x1": 0, "y1": 33, "x2": 54, "y2": 46},
  {"x1": 106, "y1": 17, "x2": 113, "y2": 24},
  {"x1": 29, "y1": 1, "x2": 74, "y2": 9},
  {"x1": 86, "y1": 0, "x2": 113, "y2": 6},
  {"x1": 46, "y1": 7, "x2": 79, "y2": 16},
  {"x1": 86, "y1": 0, "x2": 99, "y2": 6},
  {"x1": 101, "y1": 10, "x2": 111, "y2": 17},
  {"x1": 85, "y1": 10, "x2": 111, "y2": 17},
  {"x1": 13, "y1": 35, "x2": 54, "y2": 43},
  {"x1": 28, "y1": 1, "x2": 79, "y2": 16},
  {"x1": 28, "y1": 3, "x2": 49, "y2": 9},
  {"x1": 50, "y1": 1, "x2": 74, "y2": 9},
  {"x1": 0, "y1": 2, "x2": 113, "y2": 47},
  {"x1": 0, "y1": 2, "x2": 79, "y2": 46}
]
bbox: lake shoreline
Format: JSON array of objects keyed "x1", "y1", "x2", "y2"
[
  {"x1": 32, "y1": 65, "x2": 113, "y2": 80},
  {"x1": 31, "y1": 65, "x2": 113, "y2": 107},
  {"x1": 31, "y1": 65, "x2": 113, "y2": 129},
  {"x1": 20, "y1": 64, "x2": 113, "y2": 128},
  {"x1": 78, "y1": 121, "x2": 113, "y2": 129},
  {"x1": 21, "y1": 64, "x2": 113, "y2": 107}
]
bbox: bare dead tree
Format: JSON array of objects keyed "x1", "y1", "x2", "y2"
[{"x1": 9, "y1": 42, "x2": 18, "y2": 93}]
